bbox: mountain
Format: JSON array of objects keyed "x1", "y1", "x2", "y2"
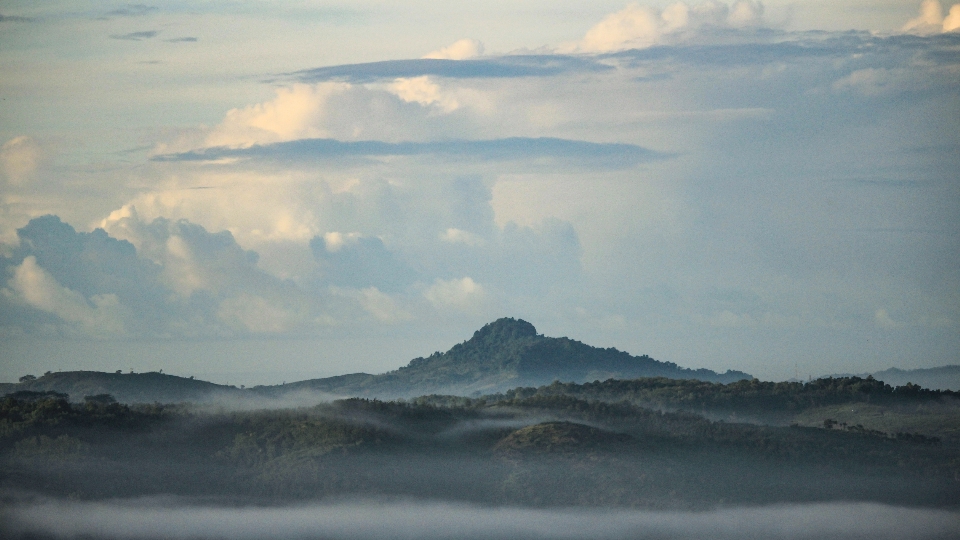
[
  {"x1": 1, "y1": 318, "x2": 751, "y2": 403},
  {"x1": 822, "y1": 365, "x2": 960, "y2": 392},
  {"x1": 864, "y1": 366, "x2": 960, "y2": 392},
  {"x1": 0, "y1": 370, "x2": 242, "y2": 404},
  {"x1": 258, "y1": 318, "x2": 752, "y2": 398}
]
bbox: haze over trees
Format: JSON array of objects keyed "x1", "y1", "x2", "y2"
[
  {"x1": 3, "y1": 316, "x2": 958, "y2": 540},
  {"x1": 1, "y1": 383, "x2": 957, "y2": 510}
]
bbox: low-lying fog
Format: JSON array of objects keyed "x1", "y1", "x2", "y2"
[{"x1": 2, "y1": 498, "x2": 958, "y2": 540}]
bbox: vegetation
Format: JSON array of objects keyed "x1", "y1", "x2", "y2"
[
  {"x1": 3, "y1": 319, "x2": 956, "y2": 508},
  {"x1": 0, "y1": 370, "x2": 240, "y2": 404},
  {"x1": 256, "y1": 318, "x2": 751, "y2": 399},
  {"x1": 0, "y1": 319, "x2": 751, "y2": 403},
  {"x1": 1, "y1": 385, "x2": 957, "y2": 508}
]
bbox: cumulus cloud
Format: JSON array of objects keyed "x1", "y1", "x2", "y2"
[
  {"x1": 948, "y1": 5, "x2": 960, "y2": 30},
  {"x1": 201, "y1": 83, "x2": 349, "y2": 148},
  {"x1": 424, "y1": 277, "x2": 486, "y2": 312},
  {"x1": 310, "y1": 233, "x2": 418, "y2": 293},
  {"x1": 101, "y1": 211, "x2": 265, "y2": 298},
  {"x1": 356, "y1": 286, "x2": 412, "y2": 322},
  {"x1": 570, "y1": 1, "x2": 765, "y2": 52},
  {"x1": 100, "y1": 173, "x2": 328, "y2": 254},
  {"x1": 2, "y1": 256, "x2": 127, "y2": 337},
  {"x1": 0, "y1": 214, "x2": 325, "y2": 337},
  {"x1": 902, "y1": 0, "x2": 960, "y2": 34},
  {"x1": 217, "y1": 293, "x2": 304, "y2": 333},
  {"x1": 1, "y1": 136, "x2": 41, "y2": 185},
  {"x1": 13, "y1": 215, "x2": 165, "y2": 311},
  {"x1": 388, "y1": 76, "x2": 460, "y2": 112},
  {"x1": 168, "y1": 81, "x2": 478, "y2": 152},
  {"x1": 423, "y1": 38, "x2": 485, "y2": 60}
]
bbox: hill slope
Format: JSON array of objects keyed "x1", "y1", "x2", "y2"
[
  {"x1": 869, "y1": 366, "x2": 960, "y2": 392},
  {"x1": 2, "y1": 318, "x2": 751, "y2": 403},
  {"x1": 262, "y1": 318, "x2": 752, "y2": 398},
  {"x1": 0, "y1": 370, "x2": 241, "y2": 404}
]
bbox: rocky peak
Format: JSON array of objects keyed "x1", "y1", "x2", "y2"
[{"x1": 470, "y1": 317, "x2": 538, "y2": 343}]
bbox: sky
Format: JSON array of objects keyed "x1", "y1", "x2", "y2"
[{"x1": 0, "y1": 1, "x2": 958, "y2": 385}]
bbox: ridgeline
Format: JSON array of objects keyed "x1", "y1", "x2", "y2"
[{"x1": 257, "y1": 317, "x2": 752, "y2": 398}]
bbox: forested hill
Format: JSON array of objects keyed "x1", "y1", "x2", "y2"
[
  {"x1": 263, "y1": 318, "x2": 752, "y2": 398},
  {"x1": 0, "y1": 371, "x2": 241, "y2": 404},
  {"x1": 838, "y1": 366, "x2": 960, "y2": 392},
  {"x1": 1, "y1": 319, "x2": 750, "y2": 402}
]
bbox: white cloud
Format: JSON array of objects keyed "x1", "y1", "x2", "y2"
[
  {"x1": 99, "y1": 209, "x2": 291, "y2": 302},
  {"x1": 2, "y1": 256, "x2": 127, "y2": 336},
  {"x1": 440, "y1": 228, "x2": 486, "y2": 247},
  {"x1": 202, "y1": 83, "x2": 348, "y2": 148},
  {"x1": 423, "y1": 38, "x2": 484, "y2": 60},
  {"x1": 576, "y1": 4, "x2": 663, "y2": 52},
  {"x1": 357, "y1": 286, "x2": 412, "y2": 323},
  {"x1": 570, "y1": 1, "x2": 764, "y2": 53},
  {"x1": 320, "y1": 231, "x2": 361, "y2": 253},
  {"x1": 727, "y1": 1, "x2": 764, "y2": 27},
  {"x1": 161, "y1": 80, "x2": 482, "y2": 153},
  {"x1": 424, "y1": 277, "x2": 486, "y2": 312},
  {"x1": 944, "y1": 3, "x2": 960, "y2": 30},
  {"x1": 217, "y1": 293, "x2": 303, "y2": 333},
  {"x1": 388, "y1": 76, "x2": 460, "y2": 112},
  {"x1": 100, "y1": 171, "x2": 328, "y2": 254},
  {"x1": 1, "y1": 136, "x2": 41, "y2": 186},
  {"x1": 902, "y1": 0, "x2": 960, "y2": 34}
]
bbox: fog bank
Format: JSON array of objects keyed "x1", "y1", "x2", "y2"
[{"x1": 3, "y1": 498, "x2": 958, "y2": 540}]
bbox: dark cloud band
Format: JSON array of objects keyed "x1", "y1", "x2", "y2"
[
  {"x1": 288, "y1": 56, "x2": 613, "y2": 83},
  {"x1": 153, "y1": 137, "x2": 666, "y2": 168},
  {"x1": 286, "y1": 33, "x2": 960, "y2": 85},
  {"x1": 110, "y1": 30, "x2": 158, "y2": 41}
]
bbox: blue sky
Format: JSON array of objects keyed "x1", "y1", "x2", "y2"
[{"x1": 1, "y1": 1, "x2": 958, "y2": 384}]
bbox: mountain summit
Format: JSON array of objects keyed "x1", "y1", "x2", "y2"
[
  {"x1": 271, "y1": 318, "x2": 751, "y2": 398},
  {"x1": 2, "y1": 318, "x2": 753, "y2": 402}
]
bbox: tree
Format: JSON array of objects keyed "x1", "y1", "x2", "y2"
[
  {"x1": 84, "y1": 394, "x2": 118, "y2": 405},
  {"x1": 19, "y1": 375, "x2": 37, "y2": 383}
]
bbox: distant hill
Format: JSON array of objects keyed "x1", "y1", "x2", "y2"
[
  {"x1": 0, "y1": 370, "x2": 242, "y2": 404},
  {"x1": 2, "y1": 318, "x2": 751, "y2": 403},
  {"x1": 258, "y1": 318, "x2": 752, "y2": 399},
  {"x1": 864, "y1": 366, "x2": 960, "y2": 392}
]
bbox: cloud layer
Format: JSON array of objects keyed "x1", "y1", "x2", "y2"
[{"x1": 3, "y1": 499, "x2": 959, "y2": 540}]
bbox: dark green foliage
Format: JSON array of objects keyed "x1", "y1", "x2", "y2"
[
  {"x1": 84, "y1": 394, "x2": 117, "y2": 405},
  {"x1": 1, "y1": 390, "x2": 957, "y2": 508},
  {"x1": 499, "y1": 376, "x2": 960, "y2": 422},
  {"x1": 0, "y1": 370, "x2": 242, "y2": 404}
]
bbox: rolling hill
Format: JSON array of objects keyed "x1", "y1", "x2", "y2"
[{"x1": 0, "y1": 370, "x2": 241, "y2": 404}]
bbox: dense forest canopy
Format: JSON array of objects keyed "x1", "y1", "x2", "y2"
[{"x1": 2, "y1": 375, "x2": 958, "y2": 509}]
